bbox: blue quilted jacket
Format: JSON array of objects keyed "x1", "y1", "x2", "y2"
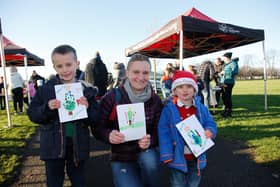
[{"x1": 158, "y1": 96, "x2": 217, "y2": 173}]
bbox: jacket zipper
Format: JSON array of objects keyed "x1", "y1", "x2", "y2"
[
  {"x1": 73, "y1": 123, "x2": 79, "y2": 167},
  {"x1": 58, "y1": 123, "x2": 64, "y2": 158}
]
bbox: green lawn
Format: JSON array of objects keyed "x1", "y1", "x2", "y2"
[
  {"x1": 0, "y1": 105, "x2": 37, "y2": 185},
  {"x1": 0, "y1": 79, "x2": 279, "y2": 185},
  {"x1": 215, "y1": 79, "x2": 280, "y2": 170}
]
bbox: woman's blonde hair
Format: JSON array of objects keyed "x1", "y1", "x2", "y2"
[{"x1": 127, "y1": 54, "x2": 151, "y2": 70}]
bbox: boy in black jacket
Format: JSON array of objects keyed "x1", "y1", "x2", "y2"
[{"x1": 28, "y1": 45, "x2": 99, "y2": 187}]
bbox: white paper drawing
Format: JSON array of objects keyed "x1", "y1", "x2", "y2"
[
  {"x1": 55, "y1": 82, "x2": 88, "y2": 123},
  {"x1": 116, "y1": 103, "x2": 146, "y2": 142},
  {"x1": 176, "y1": 115, "x2": 214, "y2": 157}
]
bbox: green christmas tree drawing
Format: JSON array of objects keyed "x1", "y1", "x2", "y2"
[{"x1": 63, "y1": 90, "x2": 76, "y2": 115}]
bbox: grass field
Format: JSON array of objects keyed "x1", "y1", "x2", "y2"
[
  {"x1": 0, "y1": 105, "x2": 37, "y2": 185},
  {"x1": 215, "y1": 79, "x2": 280, "y2": 170},
  {"x1": 0, "y1": 79, "x2": 279, "y2": 185}
]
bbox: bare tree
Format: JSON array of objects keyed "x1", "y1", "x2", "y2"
[
  {"x1": 242, "y1": 54, "x2": 255, "y2": 79},
  {"x1": 266, "y1": 49, "x2": 280, "y2": 78}
]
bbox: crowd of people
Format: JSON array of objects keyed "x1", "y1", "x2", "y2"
[
  {"x1": 1, "y1": 43, "x2": 242, "y2": 187},
  {"x1": 159, "y1": 52, "x2": 239, "y2": 118},
  {"x1": 2, "y1": 68, "x2": 45, "y2": 114}
]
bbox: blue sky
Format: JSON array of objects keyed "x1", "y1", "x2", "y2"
[{"x1": 1, "y1": 0, "x2": 279, "y2": 77}]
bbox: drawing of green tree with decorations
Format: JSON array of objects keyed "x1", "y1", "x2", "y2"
[{"x1": 63, "y1": 90, "x2": 76, "y2": 115}]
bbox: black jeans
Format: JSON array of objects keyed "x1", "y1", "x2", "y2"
[
  {"x1": 215, "y1": 89, "x2": 222, "y2": 106},
  {"x1": 222, "y1": 83, "x2": 234, "y2": 111},
  {"x1": 0, "y1": 95, "x2": 5, "y2": 109},
  {"x1": 11, "y1": 87, "x2": 23, "y2": 112},
  {"x1": 44, "y1": 138, "x2": 86, "y2": 187}
]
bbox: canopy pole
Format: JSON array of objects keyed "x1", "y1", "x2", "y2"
[
  {"x1": 0, "y1": 21, "x2": 12, "y2": 128},
  {"x1": 153, "y1": 59, "x2": 157, "y2": 93},
  {"x1": 179, "y1": 30, "x2": 183, "y2": 70},
  {"x1": 262, "y1": 41, "x2": 267, "y2": 110}
]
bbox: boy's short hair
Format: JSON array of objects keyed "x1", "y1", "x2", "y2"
[
  {"x1": 127, "y1": 53, "x2": 151, "y2": 70},
  {"x1": 51, "y1": 44, "x2": 77, "y2": 61}
]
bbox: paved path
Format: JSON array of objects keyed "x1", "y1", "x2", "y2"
[{"x1": 7, "y1": 130, "x2": 280, "y2": 187}]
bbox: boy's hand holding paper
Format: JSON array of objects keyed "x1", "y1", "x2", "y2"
[
  {"x1": 176, "y1": 115, "x2": 215, "y2": 157},
  {"x1": 55, "y1": 82, "x2": 88, "y2": 123}
]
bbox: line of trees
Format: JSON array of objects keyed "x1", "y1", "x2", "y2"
[{"x1": 237, "y1": 50, "x2": 280, "y2": 79}]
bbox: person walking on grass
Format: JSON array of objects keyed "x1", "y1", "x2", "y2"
[
  {"x1": 158, "y1": 70, "x2": 217, "y2": 187},
  {"x1": 9, "y1": 66, "x2": 24, "y2": 114},
  {"x1": 27, "y1": 45, "x2": 99, "y2": 187}
]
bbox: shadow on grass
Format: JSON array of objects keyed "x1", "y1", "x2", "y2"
[
  {"x1": 217, "y1": 120, "x2": 280, "y2": 174},
  {"x1": 215, "y1": 94, "x2": 280, "y2": 174}
]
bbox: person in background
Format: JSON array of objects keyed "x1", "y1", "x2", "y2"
[
  {"x1": 160, "y1": 67, "x2": 175, "y2": 99},
  {"x1": 220, "y1": 52, "x2": 239, "y2": 118},
  {"x1": 75, "y1": 65, "x2": 85, "y2": 81},
  {"x1": 106, "y1": 72, "x2": 114, "y2": 91},
  {"x1": 160, "y1": 63, "x2": 174, "y2": 98},
  {"x1": 158, "y1": 70, "x2": 217, "y2": 187},
  {"x1": 27, "y1": 44, "x2": 99, "y2": 187},
  {"x1": 187, "y1": 66, "x2": 204, "y2": 104},
  {"x1": 213, "y1": 57, "x2": 224, "y2": 107},
  {"x1": 23, "y1": 82, "x2": 29, "y2": 107},
  {"x1": 30, "y1": 70, "x2": 45, "y2": 90},
  {"x1": 9, "y1": 66, "x2": 24, "y2": 114},
  {"x1": 94, "y1": 54, "x2": 163, "y2": 187},
  {"x1": 112, "y1": 61, "x2": 126, "y2": 88},
  {"x1": 0, "y1": 76, "x2": 6, "y2": 110},
  {"x1": 174, "y1": 60, "x2": 184, "y2": 71},
  {"x1": 84, "y1": 51, "x2": 108, "y2": 99},
  {"x1": 23, "y1": 80, "x2": 36, "y2": 106},
  {"x1": 197, "y1": 60, "x2": 215, "y2": 108},
  {"x1": 186, "y1": 64, "x2": 197, "y2": 74}
]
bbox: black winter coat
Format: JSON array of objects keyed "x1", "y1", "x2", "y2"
[{"x1": 27, "y1": 76, "x2": 99, "y2": 161}]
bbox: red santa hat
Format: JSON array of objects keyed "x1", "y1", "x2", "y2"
[{"x1": 171, "y1": 70, "x2": 198, "y2": 93}]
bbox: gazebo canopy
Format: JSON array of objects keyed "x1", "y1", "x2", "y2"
[
  {"x1": 1, "y1": 35, "x2": 44, "y2": 67},
  {"x1": 125, "y1": 8, "x2": 265, "y2": 58}
]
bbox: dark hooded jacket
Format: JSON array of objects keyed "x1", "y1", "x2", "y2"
[
  {"x1": 85, "y1": 53, "x2": 108, "y2": 97},
  {"x1": 27, "y1": 75, "x2": 99, "y2": 161}
]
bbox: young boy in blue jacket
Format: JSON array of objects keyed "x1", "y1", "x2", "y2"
[
  {"x1": 158, "y1": 70, "x2": 217, "y2": 187},
  {"x1": 27, "y1": 45, "x2": 99, "y2": 187}
]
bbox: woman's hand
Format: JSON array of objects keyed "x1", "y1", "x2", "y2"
[
  {"x1": 109, "y1": 130, "x2": 125, "y2": 144},
  {"x1": 138, "y1": 134, "x2": 151, "y2": 149},
  {"x1": 48, "y1": 99, "x2": 61, "y2": 110}
]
